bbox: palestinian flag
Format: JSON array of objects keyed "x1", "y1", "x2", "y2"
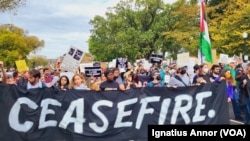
[{"x1": 200, "y1": 0, "x2": 213, "y2": 63}]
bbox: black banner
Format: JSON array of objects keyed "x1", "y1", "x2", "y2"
[{"x1": 0, "y1": 82, "x2": 229, "y2": 141}]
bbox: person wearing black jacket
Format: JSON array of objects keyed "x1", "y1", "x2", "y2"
[
  {"x1": 16, "y1": 71, "x2": 29, "y2": 89},
  {"x1": 239, "y1": 63, "x2": 250, "y2": 124}
]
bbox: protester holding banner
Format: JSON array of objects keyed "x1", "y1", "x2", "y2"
[
  {"x1": 55, "y1": 75, "x2": 70, "y2": 91},
  {"x1": 193, "y1": 64, "x2": 200, "y2": 74},
  {"x1": 123, "y1": 70, "x2": 139, "y2": 89},
  {"x1": 69, "y1": 74, "x2": 89, "y2": 90},
  {"x1": 99, "y1": 69, "x2": 120, "y2": 91},
  {"x1": 50, "y1": 70, "x2": 60, "y2": 86},
  {"x1": 27, "y1": 69, "x2": 47, "y2": 89},
  {"x1": 168, "y1": 66, "x2": 190, "y2": 87},
  {"x1": 147, "y1": 69, "x2": 165, "y2": 87},
  {"x1": 209, "y1": 64, "x2": 221, "y2": 82},
  {"x1": 150, "y1": 62, "x2": 160, "y2": 72},
  {"x1": 6, "y1": 71, "x2": 17, "y2": 85},
  {"x1": 113, "y1": 68, "x2": 126, "y2": 90},
  {"x1": 131, "y1": 73, "x2": 143, "y2": 88},
  {"x1": 16, "y1": 70, "x2": 29, "y2": 89},
  {"x1": 136, "y1": 62, "x2": 148, "y2": 75},
  {"x1": 136, "y1": 63, "x2": 150, "y2": 87},
  {"x1": 13, "y1": 71, "x2": 20, "y2": 84},
  {"x1": 43, "y1": 67, "x2": 54, "y2": 87},
  {"x1": 89, "y1": 73, "x2": 106, "y2": 91},
  {"x1": 190, "y1": 64, "x2": 200, "y2": 84},
  {"x1": 192, "y1": 63, "x2": 211, "y2": 85},
  {"x1": 168, "y1": 63, "x2": 178, "y2": 77}
]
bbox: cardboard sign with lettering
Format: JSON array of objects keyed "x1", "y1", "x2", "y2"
[
  {"x1": 60, "y1": 46, "x2": 84, "y2": 72},
  {"x1": 84, "y1": 67, "x2": 102, "y2": 77},
  {"x1": 150, "y1": 54, "x2": 163, "y2": 64}
]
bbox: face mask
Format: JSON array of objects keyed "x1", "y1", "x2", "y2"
[
  {"x1": 203, "y1": 68, "x2": 209, "y2": 73},
  {"x1": 169, "y1": 69, "x2": 176, "y2": 75},
  {"x1": 180, "y1": 70, "x2": 186, "y2": 75}
]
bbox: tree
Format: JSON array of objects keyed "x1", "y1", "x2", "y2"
[
  {"x1": 162, "y1": 0, "x2": 200, "y2": 59},
  {"x1": 207, "y1": 0, "x2": 225, "y2": 6},
  {"x1": 81, "y1": 52, "x2": 94, "y2": 63},
  {"x1": 0, "y1": 24, "x2": 44, "y2": 68},
  {"x1": 163, "y1": 0, "x2": 250, "y2": 58},
  {"x1": 89, "y1": 0, "x2": 250, "y2": 61},
  {"x1": 0, "y1": 0, "x2": 26, "y2": 12},
  {"x1": 27, "y1": 55, "x2": 48, "y2": 69},
  {"x1": 89, "y1": 0, "x2": 172, "y2": 62},
  {"x1": 207, "y1": 0, "x2": 250, "y2": 56}
]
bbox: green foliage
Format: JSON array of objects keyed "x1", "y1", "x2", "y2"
[
  {"x1": 207, "y1": 0, "x2": 250, "y2": 56},
  {"x1": 162, "y1": 0, "x2": 200, "y2": 59},
  {"x1": 89, "y1": 0, "x2": 250, "y2": 61},
  {"x1": 0, "y1": 24, "x2": 44, "y2": 68},
  {"x1": 27, "y1": 55, "x2": 48, "y2": 68},
  {"x1": 0, "y1": 0, "x2": 26, "y2": 12},
  {"x1": 89, "y1": 0, "x2": 170, "y2": 62}
]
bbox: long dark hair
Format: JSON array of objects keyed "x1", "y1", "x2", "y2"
[{"x1": 58, "y1": 75, "x2": 70, "y2": 86}]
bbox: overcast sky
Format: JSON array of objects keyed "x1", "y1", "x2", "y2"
[{"x1": 0, "y1": 0, "x2": 177, "y2": 59}]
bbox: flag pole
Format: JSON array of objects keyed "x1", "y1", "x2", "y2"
[
  {"x1": 200, "y1": 33, "x2": 203, "y2": 64},
  {"x1": 199, "y1": 0, "x2": 213, "y2": 64},
  {"x1": 199, "y1": 0, "x2": 203, "y2": 64}
]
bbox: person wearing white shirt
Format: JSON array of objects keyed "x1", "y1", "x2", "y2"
[{"x1": 27, "y1": 69, "x2": 47, "y2": 90}]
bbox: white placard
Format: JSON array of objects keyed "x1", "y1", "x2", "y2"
[
  {"x1": 60, "y1": 46, "x2": 84, "y2": 72},
  {"x1": 108, "y1": 59, "x2": 117, "y2": 68},
  {"x1": 177, "y1": 52, "x2": 190, "y2": 67},
  {"x1": 218, "y1": 54, "x2": 229, "y2": 64},
  {"x1": 79, "y1": 63, "x2": 93, "y2": 73}
]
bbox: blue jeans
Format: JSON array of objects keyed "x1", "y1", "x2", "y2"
[
  {"x1": 232, "y1": 89, "x2": 241, "y2": 118},
  {"x1": 244, "y1": 98, "x2": 250, "y2": 124}
]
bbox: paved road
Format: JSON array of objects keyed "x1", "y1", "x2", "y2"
[{"x1": 228, "y1": 102, "x2": 244, "y2": 125}]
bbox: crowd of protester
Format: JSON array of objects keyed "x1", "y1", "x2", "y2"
[{"x1": 0, "y1": 59, "x2": 250, "y2": 125}]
